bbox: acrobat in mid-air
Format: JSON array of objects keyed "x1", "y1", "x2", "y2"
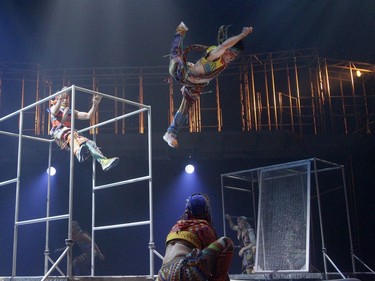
[
  {"x1": 49, "y1": 87, "x2": 119, "y2": 171},
  {"x1": 163, "y1": 22, "x2": 253, "y2": 148}
]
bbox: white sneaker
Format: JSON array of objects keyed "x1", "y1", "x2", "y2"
[
  {"x1": 76, "y1": 144, "x2": 90, "y2": 163},
  {"x1": 176, "y1": 21, "x2": 189, "y2": 35},
  {"x1": 163, "y1": 132, "x2": 178, "y2": 148},
  {"x1": 101, "y1": 157, "x2": 119, "y2": 171}
]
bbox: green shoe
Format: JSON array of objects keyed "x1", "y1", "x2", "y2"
[{"x1": 101, "y1": 157, "x2": 119, "y2": 171}]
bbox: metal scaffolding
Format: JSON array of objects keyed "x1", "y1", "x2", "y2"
[
  {"x1": 0, "y1": 49, "x2": 374, "y2": 137},
  {"x1": 0, "y1": 85, "x2": 158, "y2": 279}
]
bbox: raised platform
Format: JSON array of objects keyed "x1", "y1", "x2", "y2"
[{"x1": 0, "y1": 273, "x2": 364, "y2": 281}]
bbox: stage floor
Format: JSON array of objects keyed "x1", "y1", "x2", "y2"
[{"x1": 0, "y1": 272, "x2": 326, "y2": 281}]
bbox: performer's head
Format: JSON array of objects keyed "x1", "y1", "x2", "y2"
[
  {"x1": 183, "y1": 193, "x2": 212, "y2": 223},
  {"x1": 51, "y1": 86, "x2": 70, "y2": 107},
  {"x1": 72, "y1": 220, "x2": 82, "y2": 238},
  {"x1": 237, "y1": 216, "x2": 251, "y2": 229}
]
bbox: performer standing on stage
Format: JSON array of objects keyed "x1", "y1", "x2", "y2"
[
  {"x1": 54, "y1": 221, "x2": 105, "y2": 276},
  {"x1": 157, "y1": 193, "x2": 234, "y2": 281},
  {"x1": 49, "y1": 87, "x2": 119, "y2": 171},
  {"x1": 225, "y1": 215, "x2": 256, "y2": 274},
  {"x1": 163, "y1": 22, "x2": 253, "y2": 148}
]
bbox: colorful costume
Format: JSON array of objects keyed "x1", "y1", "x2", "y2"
[
  {"x1": 157, "y1": 193, "x2": 234, "y2": 281},
  {"x1": 49, "y1": 91, "x2": 119, "y2": 171},
  {"x1": 240, "y1": 227, "x2": 256, "y2": 272},
  {"x1": 227, "y1": 216, "x2": 256, "y2": 274},
  {"x1": 164, "y1": 23, "x2": 245, "y2": 148}
]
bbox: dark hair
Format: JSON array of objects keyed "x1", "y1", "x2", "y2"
[{"x1": 232, "y1": 40, "x2": 245, "y2": 52}]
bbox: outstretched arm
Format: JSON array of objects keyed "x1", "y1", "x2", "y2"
[
  {"x1": 208, "y1": 26, "x2": 253, "y2": 60},
  {"x1": 76, "y1": 94, "x2": 102, "y2": 120}
]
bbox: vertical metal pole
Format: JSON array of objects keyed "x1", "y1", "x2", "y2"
[
  {"x1": 309, "y1": 68, "x2": 318, "y2": 135},
  {"x1": 313, "y1": 159, "x2": 328, "y2": 280},
  {"x1": 339, "y1": 73, "x2": 349, "y2": 134},
  {"x1": 147, "y1": 106, "x2": 154, "y2": 278},
  {"x1": 349, "y1": 63, "x2": 359, "y2": 131},
  {"x1": 263, "y1": 61, "x2": 271, "y2": 130},
  {"x1": 67, "y1": 85, "x2": 76, "y2": 278},
  {"x1": 114, "y1": 80, "x2": 119, "y2": 134},
  {"x1": 35, "y1": 68, "x2": 41, "y2": 135},
  {"x1": 324, "y1": 59, "x2": 334, "y2": 133},
  {"x1": 44, "y1": 141, "x2": 53, "y2": 274},
  {"x1": 362, "y1": 80, "x2": 370, "y2": 133},
  {"x1": 244, "y1": 66, "x2": 252, "y2": 130},
  {"x1": 139, "y1": 70, "x2": 144, "y2": 134},
  {"x1": 215, "y1": 77, "x2": 222, "y2": 132},
  {"x1": 294, "y1": 57, "x2": 303, "y2": 134},
  {"x1": 270, "y1": 55, "x2": 278, "y2": 129},
  {"x1": 250, "y1": 60, "x2": 258, "y2": 131},
  {"x1": 239, "y1": 69, "x2": 246, "y2": 131},
  {"x1": 341, "y1": 165, "x2": 356, "y2": 273},
  {"x1": 287, "y1": 65, "x2": 295, "y2": 132},
  {"x1": 122, "y1": 79, "x2": 126, "y2": 134},
  {"x1": 12, "y1": 110, "x2": 24, "y2": 277},
  {"x1": 91, "y1": 133, "x2": 97, "y2": 276}
]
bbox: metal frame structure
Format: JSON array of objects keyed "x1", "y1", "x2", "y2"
[
  {"x1": 221, "y1": 158, "x2": 373, "y2": 280},
  {"x1": 0, "y1": 85, "x2": 158, "y2": 279},
  {"x1": 1, "y1": 49, "x2": 374, "y2": 137}
]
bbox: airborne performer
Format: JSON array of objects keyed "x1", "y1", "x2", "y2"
[
  {"x1": 49, "y1": 87, "x2": 119, "y2": 171},
  {"x1": 163, "y1": 22, "x2": 253, "y2": 148}
]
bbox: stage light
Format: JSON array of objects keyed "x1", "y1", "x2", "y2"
[
  {"x1": 185, "y1": 164, "x2": 195, "y2": 174},
  {"x1": 356, "y1": 70, "x2": 362, "y2": 77},
  {"x1": 46, "y1": 167, "x2": 56, "y2": 176}
]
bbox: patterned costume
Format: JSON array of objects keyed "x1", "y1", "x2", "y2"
[
  {"x1": 157, "y1": 193, "x2": 234, "y2": 281},
  {"x1": 226, "y1": 216, "x2": 256, "y2": 274},
  {"x1": 48, "y1": 88, "x2": 119, "y2": 171},
  {"x1": 163, "y1": 22, "x2": 251, "y2": 148}
]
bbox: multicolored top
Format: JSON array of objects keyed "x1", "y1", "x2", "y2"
[
  {"x1": 50, "y1": 107, "x2": 72, "y2": 129},
  {"x1": 166, "y1": 219, "x2": 217, "y2": 249}
]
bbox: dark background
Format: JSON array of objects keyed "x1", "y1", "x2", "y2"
[{"x1": 0, "y1": 0, "x2": 374, "y2": 279}]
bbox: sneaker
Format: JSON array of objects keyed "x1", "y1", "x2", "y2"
[
  {"x1": 176, "y1": 21, "x2": 189, "y2": 35},
  {"x1": 101, "y1": 157, "x2": 120, "y2": 171},
  {"x1": 163, "y1": 132, "x2": 178, "y2": 148},
  {"x1": 76, "y1": 144, "x2": 90, "y2": 163}
]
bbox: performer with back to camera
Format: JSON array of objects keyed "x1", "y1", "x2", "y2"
[
  {"x1": 157, "y1": 193, "x2": 234, "y2": 281},
  {"x1": 163, "y1": 22, "x2": 253, "y2": 148},
  {"x1": 225, "y1": 215, "x2": 256, "y2": 274},
  {"x1": 49, "y1": 86, "x2": 119, "y2": 171}
]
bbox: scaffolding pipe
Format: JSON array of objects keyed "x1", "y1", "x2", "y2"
[
  {"x1": 263, "y1": 61, "x2": 271, "y2": 130},
  {"x1": 287, "y1": 65, "x2": 295, "y2": 133},
  {"x1": 215, "y1": 77, "x2": 222, "y2": 132},
  {"x1": 270, "y1": 55, "x2": 279, "y2": 129},
  {"x1": 293, "y1": 57, "x2": 303, "y2": 134},
  {"x1": 250, "y1": 59, "x2": 259, "y2": 131},
  {"x1": 349, "y1": 62, "x2": 360, "y2": 130}
]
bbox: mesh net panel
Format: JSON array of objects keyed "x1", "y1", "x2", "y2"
[{"x1": 256, "y1": 163, "x2": 310, "y2": 272}]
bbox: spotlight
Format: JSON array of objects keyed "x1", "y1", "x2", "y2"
[
  {"x1": 185, "y1": 164, "x2": 195, "y2": 174},
  {"x1": 356, "y1": 70, "x2": 362, "y2": 77},
  {"x1": 46, "y1": 167, "x2": 56, "y2": 176}
]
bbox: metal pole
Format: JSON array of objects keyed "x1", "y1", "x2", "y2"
[
  {"x1": 11, "y1": 110, "x2": 24, "y2": 277},
  {"x1": 341, "y1": 165, "x2": 356, "y2": 274},
  {"x1": 270, "y1": 55, "x2": 278, "y2": 129},
  {"x1": 147, "y1": 106, "x2": 155, "y2": 278},
  {"x1": 44, "y1": 141, "x2": 53, "y2": 274},
  {"x1": 313, "y1": 159, "x2": 328, "y2": 280}
]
